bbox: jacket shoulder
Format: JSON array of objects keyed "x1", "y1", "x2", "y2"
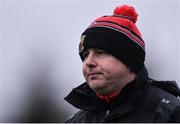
[
  {"x1": 65, "y1": 110, "x2": 89, "y2": 123},
  {"x1": 150, "y1": 80, "x2": 180, "y2": 97},
  {"x1": 65, "y1": 110, "x2": 84, "y2": 123},
  {"x1": 144, "y1": 81, "x2": 180, "y2": 122}
]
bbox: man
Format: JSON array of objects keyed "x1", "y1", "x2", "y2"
[{"x1": 64, "y1": 4, "x2": 180, "y2": 122}]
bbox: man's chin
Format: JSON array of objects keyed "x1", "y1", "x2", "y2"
[{"x1": 88, "y1": 81, "x2": 107, "y2": 91}]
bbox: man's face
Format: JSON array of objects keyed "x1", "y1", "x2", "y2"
[{"x1": 82, "y1": 48, "x2": 136, "y2": 96}]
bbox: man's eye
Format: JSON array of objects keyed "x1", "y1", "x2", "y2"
[
  {"x1": 82, "y1": 50, "x2": 89, "y2": 59},
  {"x1": 96, "y1": 50, "x2": 108, "y2": 55}
]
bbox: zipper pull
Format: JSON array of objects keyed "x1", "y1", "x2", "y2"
[{"x1": 105, "y1": 110, "x2": 110, "y2": 117}]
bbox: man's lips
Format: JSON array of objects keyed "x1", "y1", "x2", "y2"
[{"x1": 87, "y1": 73, "x2": 102, "y2": 78}]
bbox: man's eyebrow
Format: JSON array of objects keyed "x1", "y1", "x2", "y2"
[{"x1": 93, "y1": 48, "x2": 104, "y2": 51}]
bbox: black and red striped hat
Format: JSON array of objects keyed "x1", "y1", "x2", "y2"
[{"x1": 79, "y1": 4, "x2": 145, "y2": 73}]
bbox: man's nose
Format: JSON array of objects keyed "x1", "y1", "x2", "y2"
[{"x1": 84, "y1": 53, "x2": 97, "y2": 68}]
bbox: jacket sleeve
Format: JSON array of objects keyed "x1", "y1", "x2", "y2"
[
  {"x1": 65, "y1": 113, "x2": 79, "y2": 123},
  {"x1": 65, "y1": 110, "x2": 85, "y2": 123},
  {"x1": 169, "y1": 106, "x2": 180, "y2": 122},
  {"x1": 65, "y1": 115, "x2": 76, "y2": 123}
]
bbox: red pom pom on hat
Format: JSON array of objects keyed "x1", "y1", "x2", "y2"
[{"x1": 113, "y1": 4, "x2": 138, "y2": 23}]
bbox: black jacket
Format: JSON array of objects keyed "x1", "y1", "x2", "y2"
[{"x1": 64, "y1": 68, "x2": 180, "y2": 122}]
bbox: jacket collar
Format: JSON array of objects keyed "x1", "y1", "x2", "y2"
[
  {"x1": 64, "y1": 82, "x2": 107, "y2": 111},
  {"x1": 64, "y1": 67, "x2": 149, "y2": 111},
  {"x1": 136, "y1": 67, "x2": 149, "y2": 89}
]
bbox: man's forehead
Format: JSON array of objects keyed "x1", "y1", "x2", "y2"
[{"x1": 86, "y1": 48, "x2": 106, "y2": 52}]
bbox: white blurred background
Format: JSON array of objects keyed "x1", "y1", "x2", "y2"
[{"x1": 0, "y1": 0, "x2": 180, "y2": 122}]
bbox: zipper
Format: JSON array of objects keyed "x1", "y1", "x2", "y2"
[
  {"x1": 105, "y1": 110, "x2": 110, "y2": 118},
  {"x1": 102, "y1": 104, "x2": 112, "y2": 122},
  {"x1": 105, "y1": 103, "x2": 113, "y2": 118}
]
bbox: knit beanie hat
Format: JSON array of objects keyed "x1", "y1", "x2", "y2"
[{"x1": 79, "y1": 4, "x2": 145, "y2": 73}]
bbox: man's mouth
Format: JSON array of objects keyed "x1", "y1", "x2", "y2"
[
  {"x1": 87, "y1": 73, "x2": 102, "y2": 79},
  {"x1": 88, "y1": 72, "x2": 102, "y2": 76}
]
